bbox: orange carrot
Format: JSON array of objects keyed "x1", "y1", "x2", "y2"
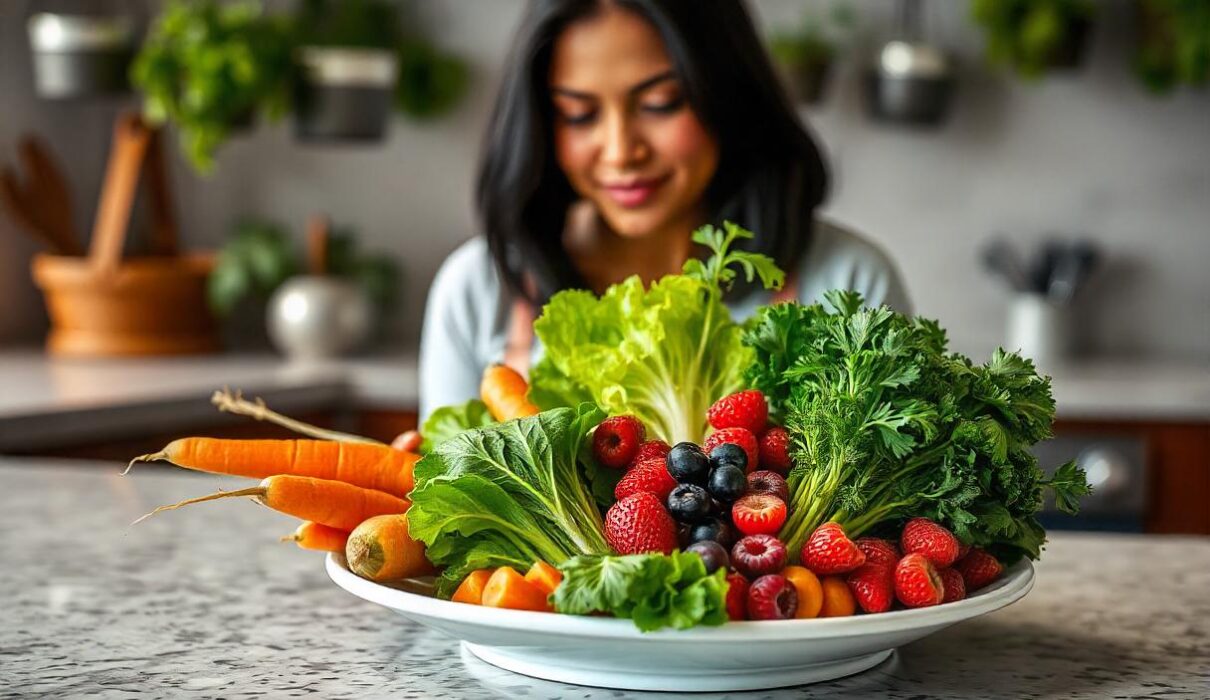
[
  {"x1": 283, "y1": 521, "x2": 350, "y2": 553},
  {"x1": 523, "y1": 560, "x2": 563, "y2": 597},
  {"x1": 345, "y1": 514, "x2": 435, "y2": 582},
  {"x1": 480, "y1": 364, "x2": 539, "y2": 422},
  {"x1": 132, "y1": 475, "x2": 410, "y2": 531},
  {"x1": 126, "y1": 438, "x2": 418, "y2": 497},
  {"x1": 481, "y1": 566, "x2": 551, "y2": 612},
  {"x1": 452, "y1": 569, "x2": 495, "y2": 605}
]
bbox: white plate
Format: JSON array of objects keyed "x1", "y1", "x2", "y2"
[{"x1": 326, "y1": 554, "x2": 1034, "y2": 692}]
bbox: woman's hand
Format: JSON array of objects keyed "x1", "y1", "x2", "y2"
[{"x1": 391, "y1": 430, "x2": 422, "y2": 453}]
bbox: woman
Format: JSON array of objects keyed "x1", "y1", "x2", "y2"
[{"x1": 417, "y1": 0, "x2": 910, "y2": 421}]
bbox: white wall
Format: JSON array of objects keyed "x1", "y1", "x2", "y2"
[{"x1": 1, "y1": 1, "x2": 1207, "y2": 361}]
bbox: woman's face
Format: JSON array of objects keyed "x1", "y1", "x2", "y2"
[{"x1": 549, "y1": 6, "x2": 719, "y2": 240}]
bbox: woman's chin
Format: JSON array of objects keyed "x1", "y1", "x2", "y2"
[{"x1": 597, "y1": 207, "x2": 677, "y2": 240}]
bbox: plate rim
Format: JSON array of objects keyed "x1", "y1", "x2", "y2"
[{"x1": 325, "y1": 553, "x2": 1035, "y2": 640}]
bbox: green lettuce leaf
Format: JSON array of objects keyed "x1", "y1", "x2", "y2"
[
  {"x1": 553, "y1": 551, "x2": 729, "y2": 631},
  {"x1": 419, "y1": 398, "x2": 495, "y2": 454}
]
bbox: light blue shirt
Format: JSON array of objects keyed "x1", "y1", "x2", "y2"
[{"x1": 418, "y1": 219, "x2": 912, "y2": 421}]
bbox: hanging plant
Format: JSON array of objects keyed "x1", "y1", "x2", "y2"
[
  {"x1": 971, "y1": 0, "x2": 1095, "y2": 79},
  {"x1": 131, "y1": 0, "x2": 293, "y2": 173},
  {"x1": 1135, "y1": 0, "x2": 1210, "y2": 94},
  {"x1": 768, "y1": 4, "x2": 853, "y2": 105}
]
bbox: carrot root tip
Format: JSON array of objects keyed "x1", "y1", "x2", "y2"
[
  {"x1": 121, "y1": 450, "x2": 168, "y2": 476},
  {"x1": 130, "y1": 486, "x2": 266, "y2": 526}
]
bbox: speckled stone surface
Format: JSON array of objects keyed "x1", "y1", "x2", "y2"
[{"x1": 2, "y1": 459, "x2": 1208, "y2": 699}]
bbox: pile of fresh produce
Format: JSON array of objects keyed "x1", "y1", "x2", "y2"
[{"x1": 129, "y1": 222, "x2": 1088, "y2": 632}]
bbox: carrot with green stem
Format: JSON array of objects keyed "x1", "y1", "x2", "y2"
[
  {"x1": 125, "y1": 438, "x2": 418, "y2": 497},
  {"x1": 132, "y1": 475, "x2": 410, "y2": 531},
  {"x1": 283, "y1": 521, "x2": 350, "y2": 552}
]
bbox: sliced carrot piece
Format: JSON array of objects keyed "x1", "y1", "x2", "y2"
[
  {"x1": 782, "y1": 566, "x2": 824, "y2": 619},
  {"x1": 523, "y1": 560, "x2": 563, "y2": 597},
  {"x1": 452, "y1": 569, "x2": 495, "y2": 605},
  {"x1": 481, "y1": 566, "x2": 551, "y2": 612},
  {"x1": 819, "y1": 576, "x2": 857, "y2": 617}
]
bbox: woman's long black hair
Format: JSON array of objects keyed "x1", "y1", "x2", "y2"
[{"x1": 476, "y1": 0, "x2": 830, "y2": 304}]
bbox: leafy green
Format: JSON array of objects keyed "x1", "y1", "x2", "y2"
[
  {"x1": 744, "y1": 290, "x2": 1090, "y2": 562},
  {"x1": 419, "y1": 399, "x2": 496, "y2": 454},
  {"x1": 1135, "y1": 0, "x2": 1210, "y2": 94},
  {"x1": 553, "y1": 551, "x2": 729, "y2": 632},
  {"x1": 971, "y1": 0, "x2": 1094, "y2": 80},
  {"x1": 531, "y1": 222, "x2": 783, "y2": 444},
  {"x1": 408, "y1": 405, "x2": 612, "y2": 596},
  {"x1": 207, "y1": 221, "x2": 297, "y2": 316}
]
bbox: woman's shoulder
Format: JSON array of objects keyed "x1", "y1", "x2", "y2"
[
  {"x1": 807, "y1": 218, "x2": 897, "y2": 273},
  {"x1": 429, "y1": 237, "x2": 502, "y2": 305},
  {"x1": 797, "y1": 217, "x2": 913, "y2": 314}
]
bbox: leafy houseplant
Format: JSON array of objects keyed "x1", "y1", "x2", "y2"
[
  {"x1": 768, "y1": 4, "x2": 852, "y2": 105},
  {"x1": 1135, "y1": 0, "x2": 1210, "y2": 94},
  {"x1": 131, "y1": 0, "x2": 293, "y2": 173},
  {"x1": 971, "y1": 0, "x2": 1095, "y2": 79}
]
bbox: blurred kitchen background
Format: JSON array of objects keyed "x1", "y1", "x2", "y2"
[{"x1": 0, "y1": 1, "x2": 1207, "y2": 534}]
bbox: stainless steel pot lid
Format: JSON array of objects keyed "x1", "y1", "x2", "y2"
[
  {"x1": 873, "y1": 40, "x2": 951, "y2": 79},
  {"x1": 28, "y1": 13, "x2": 134, "y2": 52}
]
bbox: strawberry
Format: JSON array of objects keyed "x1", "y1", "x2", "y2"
[
  {"x1": 757, "y1": 426, "x2": 793, "y2": 474},
  {"x1": 731, "y1": 494, "x2": 787, "y2": 536},
  {"x1": 957, "y1": 542, "x2": 972, "y2": 560},
  {"x1": 725, "y1": 572, "x2": 749, "y2": 621},
  {"x1": 703, "y1": 427, "x2": 759, "y2": 472},
  {"x1": 900, "y1": 517, "x2": 960, "y2": 569},
  {"x1": 855, "y1": 537, "x2": 900, "y2": 567},
  {"x1": 604, "y1": 492, "x2": 677, "y2": 555},
  {"x1": 939, "y1": 567, "x2": 966, "y2": 603},
  {"x1": 846, "y1": 562, "x2": 894, "y2": 613},
  {"x1": 954, "y1": 549, "x2": 1003, "y2": 591},
  {"x1": 631, "y1": 440, "x2": 670, "y2": 466},
  {"x1": 894, "y1": 553, "x2": 944, "y2": 608},
  {"x1": 614, "y1": 458, "x2": 678, "y2": 502},
  {"x1": 707, "y1": 390, "x2": 768, "y2": 434},
  {"x1": 592, "y1": 416, "x2": 645, "y2": 469},
  {"x1": 801, "y1": 522, "x2": 866, "y2": 575}
]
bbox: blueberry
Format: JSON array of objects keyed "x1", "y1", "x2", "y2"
[
  {"x1": 709, "y1": 443, "x2": 748, "y2": 472},
  {"x1": 708, "y1": 463, "x2": 747, "y2": 502},
  {"x1": 666, "y1": 483, "x2": 712, "y2": 524},
  {"x1": 667, "y1": 442, "x2": 710, "y2": 484},
  {"x1": 688, "y1": 518, "x2": 735, "y2": 548},
  {"x1": 686, "y1": 540, "x2": 730, "y2": 575}
]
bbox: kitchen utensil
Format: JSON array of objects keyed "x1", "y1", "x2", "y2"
[
  {"x1": 326, "y1": 554, "x2": 1034, "y2": 692},
  {"x1": 1047, "y1": 240, "x2": 1099, "y2": 305},
  {"x1": 980, "y1": 238, "x2": 1032, "y2": 292},
  {"x1": 865, "y1": 0, "x2": 955, "y2": 126},
  {"x1": 0, "y1": 136, "x2": 83, "y2": 256}
]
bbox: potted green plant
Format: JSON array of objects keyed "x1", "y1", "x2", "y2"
[
  {"x1": 768, "y1": 4, "x2": 852, "y2": 105},
  {"x1": 130, "y1": 0, "x2": 293, "y2": 173},
  {"x1": 27, "y1": 9, "x2": 138, "y2": 98},
  {"x1": 865, "y1": 0, "x2": 956, "y2": 127},
  {"x1": 971, "y1": 0, "x2": 1096, "y2": 79},
  {"x1": 1134, "y1": 0, "x2": 1210, "y2": 94}
]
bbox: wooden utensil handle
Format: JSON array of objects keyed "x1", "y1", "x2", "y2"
[
  {"x1": 307, "y1": 214, "x2": 330, "y2": 276},
  {"x1": 90, "y1": 113, "x2": 152, "y2": 276},
  {"x1": 145, "y1": 127, "x2": 179, "y2": 256}
]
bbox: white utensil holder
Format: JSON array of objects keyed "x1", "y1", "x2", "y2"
[{"x1": 1007, "y1": 294, "x2": 1069, "y2": 368}]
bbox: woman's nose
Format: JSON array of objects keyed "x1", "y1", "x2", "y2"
[{"x1": 599, "y1": 111, "x2": 648, "y2": 167}]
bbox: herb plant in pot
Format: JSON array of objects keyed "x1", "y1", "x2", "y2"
[
  {"x1": 1134, "y1": 0, "x2": 1210, "y2": 95},
  {"x1": 291, "y1": 0, "x2": 402, "y2": 142},
  {"x1": 971, "y1": 0, "x2": 1096, "y2": 79},
  {"x1": 130, "y1": 0, "x2": 293, "y2": 173},
  {"x1": 27, "y1": 2, "x2": 139, "y2": 99},
  {"x1": 768, "y1": 4, "x2": 852, "y2": 105}
]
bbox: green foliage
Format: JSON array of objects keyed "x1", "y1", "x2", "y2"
[
  {"x1": 131, "y1": 0, "x2": 293, "y2": 173},
  {"x1": 971, "y1": 0, "x2": 1094, "y2": 79},
  {"x1": 553, "y1": 551, "x2": 729, "y2": 632},
  {"x1": 530, "y1": 222, "x2": 783, "y2": 445},
  {"x1": 1135, "y1": 0, "x2": 1210, "y2": 94},
  {"x1": 408, "y1": 405, "x2": 613, "y2": 597},
  {"x1": 744, "y1": 290, "x2": 1091, "y2": 562},
  {"x1": 419, "y1": 399, "x2": 496, "y2": 454},
  {"x1": 768, "y1": 2, "x2": 853, "y2": 67},
  {"x1": 395, "y1": 38, "x2": 470, "y2": 120},
  {"x1": 293, "y1": 0, "x2": 402, "y2": 48},
  {"x1": 326, "y1": 227, "x2": 402, "y2": 310}
]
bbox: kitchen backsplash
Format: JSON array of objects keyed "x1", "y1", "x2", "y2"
[{"x1": 0, "y1": 0, "x2": 1206, "y2": 361}]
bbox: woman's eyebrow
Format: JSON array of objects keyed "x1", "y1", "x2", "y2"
[{"x1": 550, "y1": 69, "x2": 677, "y2": 100}]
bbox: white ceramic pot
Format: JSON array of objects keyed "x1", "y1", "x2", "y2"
[
  {"x1": 267, "y1": 276, "x2": 372, "y2": 360},
  {"x1": 1007, "y1": 293, "x2": 1070, "y2": 368}
]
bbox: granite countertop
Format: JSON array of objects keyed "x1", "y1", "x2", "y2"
[{"x1": 3, "y1": 459, "x2": 1208, "y2": 699}]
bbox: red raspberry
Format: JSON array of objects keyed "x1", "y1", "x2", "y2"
[
  {"x1": 630, "y1": 440, "x2": 670, "y2": 466},
  {"x1": 801, "y1": 522, "x2": 866, "y2": 575},
  {"x1": 957, "y1": 542, "x2": 972, "y2": 560},
  {"x1": 614, "y1": 458, "x2": 678, "y2": 502},
  {"x1": 939, "y1": 567, "x2": 966, "y2": 603},
  {"x1": 604, "y1": 492, "x2": 677, "y2": 555},
  {"x1": 731, "y1": 534, "x2": 787, "y2": 578},
  {"x1": 707, "y1": 390, "x2": 768, "y2": 434},
  {"x1": 725, "y1": 572, "x2": 749, "y2": 621},
  {"x1": 954, "y1": 549, "x2": 1003, "y2": 591},
  {"x1": 757, "y1": 427, "x2": 793, "y2": 474},
  {"x1": 746, "y1": 574, "x2": 798, "y2": 620},
  {"x1": 846, "y1": 562, "x2": 894, "y2": 613},
  {"x1": 894, "y1": 553, "x2": 944, "y2": 608},
  {"x1": 746, "y1": 470, "x2": 789, "y2": 503},
  {"x1": 592, "y1": 416, "x2": 645, "y2": 469},
  {"x1": 900, "y1": 518, "x2": 960, "y2": 569},
  {"x1": 731, "y1": 494, "x2": 787, "y2": 536},
  {"x1": 703, "y1": 427, "x2": 759, "y2": 472},
  {"x1": 855, "y1": 537, "x2": 900, "y2": 567}
]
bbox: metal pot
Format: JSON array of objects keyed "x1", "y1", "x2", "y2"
[
  {"x1": 267, "y1": 276, "x2": 373, "y2": 360},
  {"x1": 865, "y1": 40, "x2": 955, "y2": 127},
  {"x1": 27, "y1": 13, "x2": 135, "y2": 99},
  {"x1": 293, "y1": 47, "x2": 398, "y2": 143}
]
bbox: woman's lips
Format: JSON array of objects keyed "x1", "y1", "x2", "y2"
[{"x1": 600, "y1": 175, "x2": 668, "y2": 208}]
